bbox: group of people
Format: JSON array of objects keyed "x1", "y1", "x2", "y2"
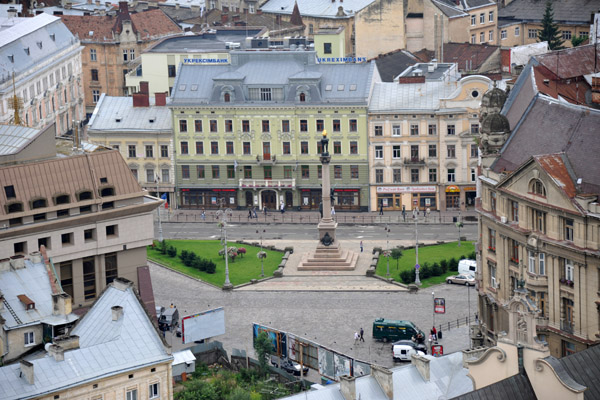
[{"x1": 354, "y1": 328, "x2": 365, "y2": 344}]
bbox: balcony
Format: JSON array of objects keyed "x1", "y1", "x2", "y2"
[
  {"x1": 256, "y1": 154, "x2": 277, "y2": 165},
  {"x1": 559, "y1": 277, "x2": 574, "y2": 288},
  {"x1": 560, "y1": 319, "x2": 574, "y2": 334},
  {"x1": 239, "y1": 178, "x2": 295, "y2": 189},
  {"x1": 404, "y1": 157, "x2": 426, "y2": 166}
]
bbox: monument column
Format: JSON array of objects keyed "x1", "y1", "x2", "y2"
[{"x1": 318, "y1": 130, "x2": 337, "y2": 243}]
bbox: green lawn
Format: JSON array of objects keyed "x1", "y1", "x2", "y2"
[
  {"x1": 147, "y1": 240, "x2": 283, "y2": 287},
  {"x1": 376, "y1": 241, "x2": 475, "y2": 287}
]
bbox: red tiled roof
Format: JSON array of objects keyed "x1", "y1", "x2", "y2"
[
  {"x1": 533, "y1": 65, "x2": 590, "y2": 106},
  {"x1": 535, "y1": 43, "x2": 600, "y2": 80},
  {"x1": 61, "y1": 8, "x2": 180, "y2": 43},
  {"x1": 535, "y1": 154, "x2": 576, "y2": 198},
  {"x1": 441, "y1": 42, "x2": 499, "y2": 71}
]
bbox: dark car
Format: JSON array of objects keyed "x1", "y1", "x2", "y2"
[{"x1": 271, "y1": 356, "x2": 309, "y2": 376}]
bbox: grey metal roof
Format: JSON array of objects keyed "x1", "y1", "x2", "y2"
[
  {"x1": 170, "y1": 51, "x2": 376, "y2": 106},
  {"x1": 498, "y1": 0, "x2": 598, "y2": 23},
  {"x1": 374, "y1": 50, "x2": 419, "y2": 82},
  {"x1": 0, "y1": 259, "x2": 78, "y2": 330},
  {"x1": 0, "y1": 282, "x2": 172, "y2": 400},
  {"x1": 172, "y1": 349, "x2": 196, "y2": 366},
  {"x1": 556, "y1": 344, "x2": 600, "y2": 399},
  {"x1": 0, "y1": 125, "x2": 43, "y2": 156},
  {"x1": 369, "y1": 81, "x2": 458, "y2": 112},
  {"x1": 87, "y1": 95, "x2": 172, "y2": 133},
  {"x1": 431, "y1": 0, "x2": 468, "y2": 18},
  {"x1": 147, "y1": 31, "x2": 261, "y2": 53},
  {"x1": 451, "y1": 373, "x2": 537, "y2": 400},
  {"x1": 282, "y1": 352, "x2": 473, "y2": 400},
  {"x1": 0, "y1": 13, "x2": 78, "y2": 84},
  {"x1": 260, "y1": 0, "x2": 376, "y2": 18}
]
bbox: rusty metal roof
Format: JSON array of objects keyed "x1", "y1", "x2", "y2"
[{"x1": 535, "y1": 154, "x2": 576, "y2": 199}]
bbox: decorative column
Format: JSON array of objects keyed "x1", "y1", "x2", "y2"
[{"x1": 318, "y1": 130, "x2": 337, "y2": 244}]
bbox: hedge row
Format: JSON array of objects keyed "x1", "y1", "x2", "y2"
[
  {"x1": 399, "y1": 251, "x2": 476, "y2": 284},
  {"x1": 154, "y1": 241, "x2": 216, "y2": 274}
]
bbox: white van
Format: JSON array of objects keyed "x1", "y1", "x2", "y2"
[{"x1": 458, "y1": 259, "x2": 477, "y2": 277}]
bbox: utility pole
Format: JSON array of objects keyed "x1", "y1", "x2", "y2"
[
  {"x1": 156, "y1": 175, "x2": 163, "y2": 242},
  {"x1": 415, "y1": 209, "x2": 421, "y2": 285},
  {"x1": 217, "y1": 209, "x2": 233, "y2": 290}
]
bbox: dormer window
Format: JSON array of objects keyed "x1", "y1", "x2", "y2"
[
  {"x1": 50, "y1": 34, "x2": 55, "y2": 41},
  {"x1": 54, "y1": 194, "x2": 70, "y2": 205},
  {"x1": 221, "y1": 86, "x2": 235, "y2": 102},
  {"x1": 299, "y1": 92, "x2": 306, "y2": 102},
  {"x1": 24, "y1": 48, "x2": 30, "y2": 55},
  {"x1": 8, "y1": 55, "x2": 14, "y2": 63},
  {"x1": 531, "y1": 179, "x2": 546, "y2": 197},
  {"x1": 78, "y1": 190, "x2": 93, "y2": 201},
  {"x1": 224, "y1": 92, "x2": 231, "y2": 102},
  {"x1": 37, "y1": 41, "x2": 43, "y2": 49},
  {"x1": 31, "y1": 198, "x2": 47, "y2": 209},
  {"x1": 100, "y1": 187, "x2": 115, "y2": 197},
  {"x1": 7, "y1": 202, "x2": 23, "y2": 213}
]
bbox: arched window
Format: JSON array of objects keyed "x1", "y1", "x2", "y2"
[
  {"x1": 55, "y1": 194, "x2": 70, "y2": 205},
  {"x1": 224, "y1": 92, "x2": 231, "y2": 103},
  {"x1": 299, "y1": 92, "x2": 306, "y2": 102},
  {"x1": 32, "y1": 198, "x2": 47, "y2": 209},
  {"x1": 7, "y1": 202, "x2": 23, "y2": 213},
  {"x1": 78, "y1": 191, "x2": 93, "y2": 201},
  {"x1": 530, "y1": 179, "x2": 546, "y2": 197},
  {"x1": 100, "y1": 187, "x2": 115, "y2": 197}
]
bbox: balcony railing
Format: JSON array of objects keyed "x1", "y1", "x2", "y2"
[
  {"x1": 404, "y1": 157, "x2": 426, "y2": 165},
  {"x1": 239, "y1": 178, "x2": 295, "y2": 189},
  {"x1": 560, "y1": 320, "x2": 574, "y2": 334},
  {"x1": 256, "y1": 155, "x2": 277, "y2": 165},
  {"x1": 559, "y1": 277, "x2": 574, "y2": 288}
]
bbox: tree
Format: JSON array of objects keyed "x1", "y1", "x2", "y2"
[
  {"x1": 571, "y1": 36, "x2": 587, "y2": 47},
  {"x1": 391, "y1": 248, "x2": 403, "y2": 270},
  {"x1": 538, "y1": 1, "x2": 564, "y2": 50},
  {"x1": 254, "y1": 331, "x2": 272, "y2": 376}
]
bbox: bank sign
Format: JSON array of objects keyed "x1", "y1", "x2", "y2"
[
  {"x1": 377, "y1": 186, "x2": 437, "y2": 193},
  {"x1": 317, "y1": 57, "x2": 367, "y2": 63},
  {"x1": 183, "y1": 58, "x2": 229, "y2": 64}
]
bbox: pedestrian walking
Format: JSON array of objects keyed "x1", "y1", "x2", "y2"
[
  {"x1": 280, "y1": 200, "x2": 285, "y2": 214},
  {"x1": 354, "y1": 331, "x2": 360, "y2": 345},
  {"x1": 201, "y1": 208, "x2": 206, "y2": 221},
  {"x1": 379, "y1": 201, "x2": 384, "y2": 215},
  {"x1": 359, "y1": 328, "x2": 365, "y2": 342},
  {"x1": 402, "y1": 208, "x2": 406, "y2": 222},
  {"x1": 248, "y1": 209, "x2": 252, "y2": 220},
  {"x1": 253, "y1": 206, "x2": 258, "y2": 219},
  {"x1": 263, "y1": 206, "x2": 268, "y2": 216},
  {"x1": 331, "y1": 205, "x2": 335, "y2": 215},
  {"x1": 360, "y1": 240, "x2": 363, "y2": 252}
]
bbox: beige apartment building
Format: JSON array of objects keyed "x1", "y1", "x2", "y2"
[
  {"x1": 476, "y1": 82, "x2": 600, "y2": 357},
  {"x1": 368, "y1": 63, "x2": 491, "y2": 212}
]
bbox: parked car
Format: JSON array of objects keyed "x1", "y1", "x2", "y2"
[
  {"x1": 271, "y1": 356, "x2": 309, "y2": 376},
  {"x1": 446, "y1": 274, "x2": 476, "y2": 286},
  {"x1": 390, "y1": 339, "x2": 427, "y2": 354},
  {"x1": 392, "y1": 342, "x2": 426, "y2": 362}
]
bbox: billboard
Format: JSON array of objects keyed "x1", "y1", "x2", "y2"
[
  {"x1": 181, "y1": 307, "x2": 225, "y2": 344},
  {"x1": 253, "y1": 324, "x2": 287, "y2": 358},
  {"x1": 434, "y1": 298, "x2": 446, "y2": 314}
]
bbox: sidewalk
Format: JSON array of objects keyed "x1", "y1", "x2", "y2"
[{"x1": 156, "y1": 208, "x2": 478, "y2": 225}]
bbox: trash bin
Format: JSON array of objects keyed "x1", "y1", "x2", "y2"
[
  {"x1": 452, "y1": 217, "x2": 457, "y2": 223},
  {"x1": 437, "y1": 330, "x2": 442, "y2": 339}
]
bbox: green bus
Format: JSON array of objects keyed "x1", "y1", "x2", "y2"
[{"x1": 372, "y1": 318, "x2": 424, "y2": 342}]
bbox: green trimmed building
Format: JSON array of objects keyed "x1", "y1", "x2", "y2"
[{"x1": 169, "y1": 51, "x2": 379, "y2": 211}]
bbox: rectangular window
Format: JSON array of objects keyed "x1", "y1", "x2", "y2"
[
  {"x1": 90, "y1": 48, "x2": 97, "y2": 61},
  {"x1": 471, "y1": 15, "x2": 476, "y2": 25},
  {"x1": 393, "y1": 168, "x2": 401, "y2": 183},
  {"x1": 179, "y1": 120, "x2": 187, "y2": 132},
  {"x1": 428, "y1": 144, "x2": 437, "y2": 158},
  {"x1": 210, "y1": 120, "x2": 218, "y2": 132},
  {"x1": 515, "y1": 26, "x2": 520, "y2": 36},
  {"x1": 243, "y1": 166, "x2": 252, "y2": 179},
  {"x1": 61, "y1": 232, "x2": 73, "y2": 245},
  {"x1": 181, "y1": 165, "x2": 190, "y2": 179},
  {"x1": 93, "y1": 90, "x2": 100, "y2": 103},
  {"x1": 227, "y1": 165, "x2": 235, "y2": 179},
  {"x1": 243, "y1": 142, "x2": 251, "y2": 155},
  {"x1": 533, "y1": 209, "x2": 546, "y2": 233},
  {"x1": 24, "y1": 331, "x2": 35, "y2": 346},
  {"x1": 91, "y1": 69, "x2": 99, "y2": 81},
  {"x1": 410, "y1": 145, "x2": 419, "y2": 160},
  {"x1": 410, "y1": 124, "x2": 419, "y2": 136},
  {"x1": 539, "y1": 253, "x2": 546, "y2": 275},
  {"x1": 333, "y1": 141, "x2": 342, "y2": 154},
  {"x1": 489, "y1": 30, "x2": 494, "y2": 41},
  {"x1": 529, "y1": 250, "x2": 536, "y2": 274},
  {"x1": 106, "y1": 224, "x2": 118, "y2": 238},
  {"x1": 194, "y1": 119, "x2": 202, "y2": 132},
  {"x1": 60, "y1": 261, "x2": 73, "y2": 298},
  {"x1": 84, "y1": 228, "x2": 96, "y2": 242},
  {"x1": 351, "y1": 165, "x2": 359, "y2": 179},
  {"x1": 300, "y1": 120, "x2": 308, "y2": 132},
  {"x1": 324, "y1": 42, "x2": 332, "y2": 54},
  {"x1": 195, "y1": 141, "x2": 204, "y2": 154},
  {"x1": 212, "y1": 165, "x2": 220, "y2": 179},
  {"x1": 470, "y1": 123, "x2": 480, "y2": 134},
  {"x1": 349, "y1": 119, "x2": 358, "y2": 132},
  {"x1": 317, "y1": 142, "x2": 323, "y2": 154},
  {"x1": 447, "y1": 145, "x2": 456, "y2": 158},
  {"x1": 168, "y1": 64, "x2": 176, "y2": 77},
  {"x1": 350, "y1": 141, "x2": 358, "y2": 154},
  {"x1": 488, "y1": 228, "x2": 496, "y2": 251},
  {"x1": 284, "y1": 166, "x2": 292, "y2": 179},
  {"x1": 428, "y1": 124, "x2": 437, "y2": 135},
  {"x1": 490, "y1": 262, "x2": 497, "y2": 288},
  {"x1": 489, "y1": 10, "x2": 494, "y2": 22},
  {"x1": 282, "y1": 120, "x2": 290, "y2": 132},
  {"x1": 260, "y1": 88, "x2": 272, "y2": 101},
  {"x1": 162, "y1": 169, "x2": 169, "y2": 183},
  {"x1": 375, "y1": 146, "x2": 383, "y2": 159},
  {"x1": 149, "y1": 383, "x2": 159, "y2": 399},
  {"x1": 447, "y1": 168, "x2": 456, "y2": 182},
  {"x1": 262, "y1": 120, "x2": 270, "y2": 132},
  {"x1": 564, "y1": 218, "x2": 574, "y2": 241},
  {"x1": 392, "y1": 125, "x2": 401, "y2": 136},
  {"x1": 562, "y1": 31, "x2": 572, "y2": 40},
  {"x1": 225, "y1": 119, "x2": 233, "y2": 132},
  {"x1": 226, "y1": 141, "x2": 234, "y2": 155},
  {"x1": 301, "y1": 141, "x2": 309, "y2": 154},
  {"x1": 480, "y1": 32, "x2": 485, "y2": 42},
  {"x1": 471, "y1": 168, "x2": 476, "y2": 182},
  {"x1": 375, "y1": 169, "x2": 383, "y2": 183},
  {"x1": 126, "y1": 389, "x2": 138, "y2": 400},
  {"x1": 145, "y1": 145, "x2": 153, "y2": 158},
  {"x1": 564, "y1": 259, "x2": 574, "y2": 282},
  {"x1": 480, "y1": 13, "x2": 485, "y2": 24},
  {"x1": 83, "y1": 256, "x2": 96, "y2": 300},
  {"x1": 374, "y1": 126, "x2": 383, "y2": 136},
  {"x1": 196, "y1": 165, "x2": 204, "y2": 179},
  {"x1": 471, "y1": 34, "x2": 476, "y2": 44},
  {"x1": 211, "y1": 141, "x2": 219, "y2": 154},
  {"x1": 316, "y1": 119, "x2": 324, "y2": 132},
  {"x1": 334, "y1": 165, "x2": 342, "y2": 179},
  {"x1": 501, "y1": 30, "x2": 507, "y2": 40},
  {"x1": 511, "y1": 239, "x2": 519, "y2": 263},
  {"x1": 528, "y1": 29, "x2": 538, "y2": 39},
  {"x1": 411, "y1": 169, "x2": 419, "y2": 183},
  {"x1": 128, "y1": 145, "x2": 136, "y2": 158},
  {"x1": 392, "y1": 145, "x2": 401, "y2": 159},
  {"x1": 282, "y1": 141, "x2": 291, "y2": 155},
  {"x1": 180, "y1": 141, "x2": 188, "y2": 155},
  {"x1": 429, "y1": 168, "x2": 437, "y2": 183},
  {"x1": 301, "y1": 165, "x2": 309, "y2": 179},
  {"x1": 447, "y1": 124, "x2": 455, "y2": 135},
  {"x1": 317, "y1": 165, "x2": 322, "y2": 179},
  {"x1": 105, "y1": 252, "x2": 118, "y2": 284},
  {"x1": 490, "y1": 191, "x2": 497, "y2": 213},
  {"x1": 470, "y1": 144, "x2": 478, "y2": 158},
  {"x1": 511, "y1": 201, "x2": 519, "y2": 222},
  {"x1": 160, "y1": 145, "x2": 169, "y2": 158},
  {"x1": 333, "y1": 119, "x2": 341, "y2": 132},
  {"x1": 242, "y1": 120, "x2": 250, "y2": 132}
]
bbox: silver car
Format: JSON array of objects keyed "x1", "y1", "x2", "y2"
[{"x1": 446, "y1": 274, "x2": 475, "y2": 286}]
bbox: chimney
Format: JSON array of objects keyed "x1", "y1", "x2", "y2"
[
  {"x1": 7, "y1": 7, "x2": 17, "y2": 18},
  {"x1": 54, "y1": 335, "x2": 80, "y2": 351},
  {"x1": 112, "y1": 277, "x2": 133, "y2": 291},
  {"x1": 175, "y1": 2, "x2": 180, "y2": 9},
  {"x1": 48, "y1": 344, "x2": 65, "y2": 362},
  {"x1": 10, "y1": 255, "x2": 25, "y2": 269},
  {"x1": 139, "y1": 81, "x2": 149, "y2": 94},
  {"x1": 20, "y1": 360, "x2": 34, "y2": 384},
  {"x1": 221, "y1": 13, "x2": 229, "y2": 23},
  {"x1": 191, "y1": 4, "x2": 199, "y2": 12},
  {"x1": 371, "y1": 365, "x2": 393, "y2": 399},
  {"x1": 339, "y1": 375, "x2": 356, "y2": 400},
  {"x1": 112, "y1": 305, "x2": 124, "y2": 321},
  {"x1": 0, "y1": 258, "x2": 11, "y2": 271},
  {"x1": 64, "y1": 2, "x2": 72, "y2": 9},
  {"x1": 411, "y1": 354, "x2": 430, "y2": 381},
  {"x1": 155, "y1": 92, "x2": 167, "y2": 106},
  {"x1": 118, "y1": 1, "x2": 129, "y2": 15},
  {"x1": 133, "y1": 82, "x2": 150, "y2": 107},
  {"x1": 52, "y1": 292, "x2": 72, "y2": 315}
]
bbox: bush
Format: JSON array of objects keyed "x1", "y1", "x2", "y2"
[
  {"x1": 440, "y1": 259, "x2": 448, "y2": 273},
  {"x1": 469, "y1": 251, "x2": 476, "y2": 260},
  {"x1": 373, "y1": 247, "x2": 383, "y2": 254},
  {"x1": 204, "y1": 260, "x2": 217, "y2": 274},
  {"x1": 431, "y1": 262, "x2": 442, "y2": 276},
  {"x1": 449, "y1": 257, "x2": 458, "y2": 271},
  {"x1": 167, "y1": 245, "x2": 177, "y2": 258},
  {"x1": 400, "y1": 269, "x2": 416, "y2": 284},
  {"x1": 156, "y1": 240, "x2": 168, "y2": 254},
  {"x1": 420, "y1": 263, "x2": 431, "y2": 279}
]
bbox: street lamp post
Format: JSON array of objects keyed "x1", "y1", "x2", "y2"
[
  {"x1": 457, "y1": 209, "x2": 462, "y2": 247},
  {"x1": 155, "y1": 175, "x2": 163, "y2": 242},
  {"x1": 257, "y1": 228, "x2": 265, "y2": 277},
  {"x1": 217, "y1": 209, "x2": 233, "y2": 290},
  {"x1": 432, "y1": 291, "x2": 436, "y2": 332},
  {"x1": 415, "y1": 210, "x2": 421, "y2": 285}
]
